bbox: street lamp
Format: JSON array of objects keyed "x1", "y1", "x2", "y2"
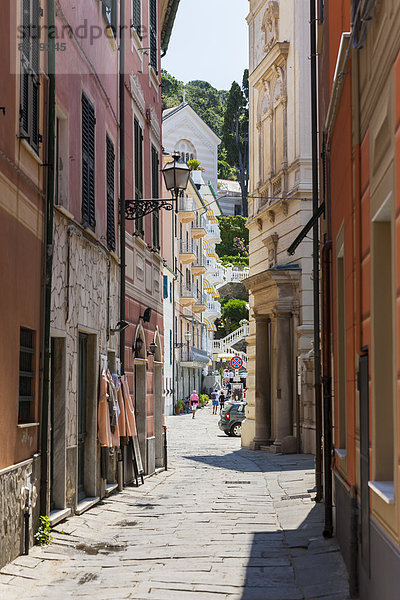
[
  {"x1": 161, "y1": 154, "x2": 191, "y2": 207},
  {"x1": 174, "y1": 331, "x2": 192, "y2": 348},
  {"x1": 125, "y1": 154, "x2": 190, "y2": 221}
]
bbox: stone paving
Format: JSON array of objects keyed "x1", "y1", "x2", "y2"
[{"x1": 0, "y1": 406, "x2": 350, "y2": 600}]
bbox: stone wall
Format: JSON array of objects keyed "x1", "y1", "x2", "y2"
[
  {"x1": 0, "y1": 456, "x2": 40, "y2": 569},
  {"x1": 50, "y1": 210, "x2": 120, "y2": 508}
]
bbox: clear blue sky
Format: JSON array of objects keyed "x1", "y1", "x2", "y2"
[{"x1": 162, "y1": 0, "x2": 249, "y2": 91}]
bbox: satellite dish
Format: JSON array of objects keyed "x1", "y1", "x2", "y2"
[{"x1": 141, "y1": 307, "x2": 152, "y2": 323}]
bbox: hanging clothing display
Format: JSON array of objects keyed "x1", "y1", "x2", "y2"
[
  {"x1": 98, "y1": 369, "x2": 113, "y2": 447},
  {"x1": 121, "y1": 375, "x2": 137, "y2": 437}
]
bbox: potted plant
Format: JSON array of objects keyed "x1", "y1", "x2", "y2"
[{"x1": 187, "y1": 159, "x2": 205, "y2": 186}]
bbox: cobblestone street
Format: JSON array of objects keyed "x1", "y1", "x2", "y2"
[{"x1": 0, "y1": 407, "x2": 350, "y2": 600}]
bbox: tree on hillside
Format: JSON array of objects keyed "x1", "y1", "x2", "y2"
[
  {"x1": 161, "y1": 70, "x2": 184, "y2": 110},
  {"x1": 222, "y1": 70, "x2": 249, "y2": 217},
  {"x1": 216, "y1": 215, "x2": 249, "y2": 260},
  {"x1": 216, "y1": 299, "x2": 248, "y2": 338}
]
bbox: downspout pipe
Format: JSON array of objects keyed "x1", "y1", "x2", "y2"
[
  {"x1": 40, "y1": 0, "x2": 56, "y2": 516},
  {"x1": 322, "y1": 240, "x2": 333, "y2": 538},
  {"x1": 310, "y1": 0, "x2": 323, "y2": 501},
  {"x1": 119, "y1": 0, "x2": 126, "y2": 374}
]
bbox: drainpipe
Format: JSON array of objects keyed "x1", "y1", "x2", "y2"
[
  {"x1": 310, "y1": 0, "x2": 322, "y2": 501},
  {"x1": 40, "y1": 0, "x2": 56, "y2": 517},
  {"x1": 119, "y1": 0, "x2": 126, "y2": 374},
  {"x1": 321, "y1": 240, "x2": 333, "y2": 537}
]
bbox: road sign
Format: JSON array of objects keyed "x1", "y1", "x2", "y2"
[{"x1": 230, "y1": 356, "x2": 243, "y2": 370}]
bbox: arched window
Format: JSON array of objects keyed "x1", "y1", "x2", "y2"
[{"x1": 174, "y1": 139, "x2": 197, "y2": 163}]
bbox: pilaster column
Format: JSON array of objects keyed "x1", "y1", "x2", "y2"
[
  {"x1": 273, "y1": 312, "x2": 292, "y2": 451},
  {"x1": 251, "y1": 317, "x2": 271, "y2": 449}
]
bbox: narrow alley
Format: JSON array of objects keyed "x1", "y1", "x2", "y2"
[{"x1": 1, "y1": 407, "x2": 349, "y2": 600}]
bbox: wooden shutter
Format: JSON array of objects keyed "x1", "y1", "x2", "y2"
[
  {"x1": 106, "y1": 136, "x2": 116, "y2": 251},
  {"x1": 82, "y1": 93, "x2": 96, "y2": 229},
  {"x1": 163, "y1": 275, "x2": 168, "y2": 299},
  {"x1": 20, "y1": 0, "x2": 40, "y2": 151},
  {"x1": 134, "y1": 118, "x2": 144, "y2": 235},
  {"x1": 132, "y1": 0, "x2": 142, "y2": 38},
  {"x1": 152, "y1": 145, "x2": 160, "y2": 250},
  {"x1": 149, "y1": 0, "x2": 157, "y2": 72}
]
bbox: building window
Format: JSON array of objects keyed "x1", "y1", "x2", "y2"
[
  {"x1": 20, "y1": 0, "x2": 41, "y2": 153},
  {"x1": 82, "y1": 93, "x2": 96, "y2": 229},
  {"x1": 152, "y1": 145, "x2": 160, "y2": 250},
  {"x1": 163, "y1": 275, "x2": 168, "y2": 299},
  {"x1": 132, "y1": 0, "x2": 142, "y2": 38},
  {"x1": 170, "y1": 329, "x2": 172, "y2": 365},
  {"x1": 106, "y1": 136, "x2": 116, "y2": 251},
  {"x1": 170, "y1": 281, "x2": 172, "y2": 302},
  {"x1": 372, "y1": 219, "x2": 394, "y2": 482},
  {"x1": 19, "y1": 328, "x2": 35, "y2": 423},
  {"x1": 102, "y1": 0, "x2": 117, "y2": 35},
  {"x1": 134, "y1": 117, "x2": 144, "y2": 236},
  {"x1": 149, "y1": 0, "x2": 158, "y2": 72},
  {"x1": 336, "y1": 249, "x2": 346, "y2": 450}
]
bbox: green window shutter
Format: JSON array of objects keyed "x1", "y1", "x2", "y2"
[
  {"x1": 106, "y1": 136, "x2": 116, "y2": 251},
  {"x1": 134, "y1": 118, "x2": 144, "y2": 236},
  {"x1": 149, "y1": 0, "x2": 157, "y2": 72},
  {"x1": 82, "y1": 93, "x2": 96, "y2": 229},
  {"x1": 132, "y1": 0, "x2": 142, "y2": 38},
  {"x1": 151, "y1": 145, "x2": 160, "y2": 250},
  {"x1": 163, "y1": 275, "x2": 168, "y2": 299},
  {"x1": 20, "y1": 0, "x2": 41, "y2": 152}
]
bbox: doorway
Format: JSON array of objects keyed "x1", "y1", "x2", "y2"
[
  {"x1": 50, "y1": 337, "x2": 66, "y2": 512},
  {"x1": 78, "y1": 333, "x2": 88, "y2": 502}
]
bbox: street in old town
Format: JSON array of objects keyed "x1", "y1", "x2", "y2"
[{"x1": 1, "y1": 406, "x2": 349, "y2": 600}]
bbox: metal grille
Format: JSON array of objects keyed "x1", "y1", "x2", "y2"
[{"x1": 19, "y1": 328, "x2": 34, "y2": 423}]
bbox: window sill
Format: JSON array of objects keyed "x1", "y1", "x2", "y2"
[
  {"x1": 134, "y1": 234, "x2": 147, "y2": 250},
  {"x1": 335, "y1": 448, "x2": 347, "y2": 460},
  {"x1": 17, "y1": 422, "x2": 39, "y2": 429},
  {"x1": 20, "y1": 138, "x2": 42, "y2": 165},
  {"x1": 368, "y1": 481, "x2": 395, "y2": 505},
  {"x1": 131, "y1": 28, "x2": 143, "y2": 60},
  {"x1": 149, "y1": 66, "x2": 159, "y2": 91}
]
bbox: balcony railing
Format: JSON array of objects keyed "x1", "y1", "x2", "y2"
[
  {"x1": 179, "y1": 197, "x2": 196, "y2": 212},
  {"x1": 193, "y1": 254, "x2": 207, "y2": 268},
  {"x1": 179, "y1": 346, "x2": 210, "y2": 364},
  {"x1": 207, "y1": 300, "x2": 221, "y2": 314},
  {"x1": 192, "y1": 213, "x2": 206, "y2": 230},
  {"x1": 179, "y1": 240, "x2": 196, "y2": 254},
  {"x1": 179, "y1": 284, "x2": 196, "y2": 300},
  {"x1": 205, "y1": 224, "x2": 220, "y2": 238}
]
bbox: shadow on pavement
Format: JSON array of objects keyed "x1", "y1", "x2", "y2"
[
  {"x1": 183, "y1": 448, "x2": 316, "y2": 473},
  {"x1": 240, "y1": 506, "x2": 350, "y2": 600}
]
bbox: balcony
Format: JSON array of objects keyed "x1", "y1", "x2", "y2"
[
  {"x1": 179, "y1": 240, "x2": 196, "y2": 264},
  {"x1": 206, "y1": 300, "x2": 222, "y2": 318},
  {"x1": 205, "y1": 223, "x2": 221, "y2": 243},
  {"x1": 191, "y1": 213, "x2": 207, "y2": 239},
  {"x1": 192, "y1": 289, "x2": 207, "y2": 313},
  {"x1": 192, "y1": 254, "x2": 207, "y2": 276},
  {"x1": 178, "y1": 284, "x2": 196, "y2": 307},
  {"x1": 178, "y1": 197, "x2": 196, "y2": 223},
  {"x1": 179, "y1": 346, "x2": 210, "y2": 366}
]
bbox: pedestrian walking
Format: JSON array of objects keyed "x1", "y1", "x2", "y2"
[
  {"x1": 223, "y1": 368, "x2": 230, "y2": 387},
  {"x1": 190, "y1": 390, "x2": 199, "y2": 419},
  {"x1": 219, "y1": 390, "x2": 225, "y2": 413},
  {"x1": 212, "y1": 390, "x2": 219, "y2": 415}
]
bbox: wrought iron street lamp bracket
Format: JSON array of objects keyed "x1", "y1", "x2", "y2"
[{"x1": 125, "y1": 198, "x2": 176, "y2": 221}]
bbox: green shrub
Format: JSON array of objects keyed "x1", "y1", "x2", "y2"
[
  {"x1": 199, "y1": 394, "x2": 209, "y2": 406},
  {"x1": 220, "y1": 255, "x2": 249, "y2": 266},
  {"x1": 34, "y1": 515, "x2": 52, "y2": 546},
  {"x1": 175, "y1": 399, "x2": 185, "y2": 414}
]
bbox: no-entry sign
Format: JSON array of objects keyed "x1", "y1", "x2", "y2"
[{"x1": 230, "y1": 356, "x2": 243, "y2": 369}]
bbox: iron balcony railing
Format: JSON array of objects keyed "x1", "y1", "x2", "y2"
[
  {"x1": 179, "y1": 346, "x2": 210, "y2": 364},
  {"x1": 193, "y1": 254, "x2": 207, "y2": 269},
  {"x1": 179, "y1": 197, "x2": 196, "y2": 212},
  {"x1": 192, "y1": 213, "x2": 206, "y2": 230},
  {"x1": 179, "y1": 284, "x2": 196, "y2": 299},
  {"x1": 194, "y1": 288, "x2": 207, "y2": 306},
  {"x1": 179, "y1": 240, "x2": 196, "y2": 255}
]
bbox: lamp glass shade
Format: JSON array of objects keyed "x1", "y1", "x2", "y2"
[
  {"x1": 149, "y1": 341, "x2": 157, "y2": 355},
  {"x1": 135, "y1": 336, "x2": 143, "y2": 353},
  {"x1": 162, "y1": 159, "x2": 190, "y2": 193}
]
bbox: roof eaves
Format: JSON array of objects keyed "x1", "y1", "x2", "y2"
[{"x1": 161, "y1": 0, "x2": 180, "y2": 54}]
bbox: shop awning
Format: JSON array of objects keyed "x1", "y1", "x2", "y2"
[
  {"x1": 203, "y1": 278, "x2": 220, "y2": 299},
  {"x1": 203, "y1": 317, "x2": 217, "y2": 332}
]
